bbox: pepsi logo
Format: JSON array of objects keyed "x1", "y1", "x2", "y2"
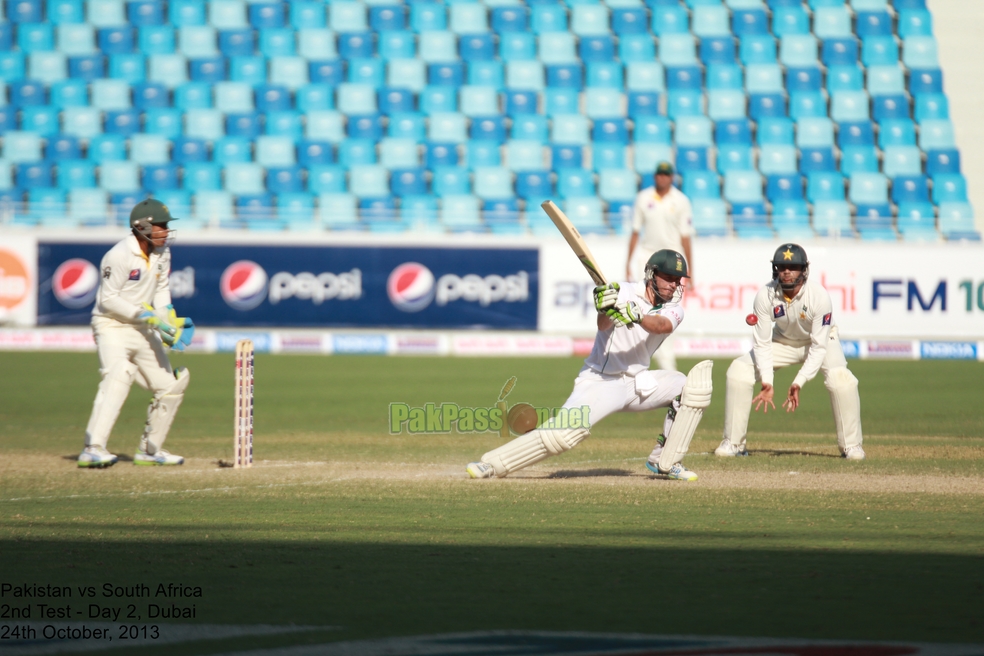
[
  {"x1": 52, "y1": 259, "x2": 99, "y2": 309},
  {"x1": 220, "y1": 261, "x2": 268, "y2": 311},
  {"x1": 387, "y1": 263, "x2": 435, "y2": 312}
]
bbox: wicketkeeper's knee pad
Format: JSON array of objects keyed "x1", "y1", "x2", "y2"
[{"x1": 158, "y1": 367, "x2": 191, "y2": 398}]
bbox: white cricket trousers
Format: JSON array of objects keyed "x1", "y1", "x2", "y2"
[
  {"x1": 723, "y1": 334, "x2": 863, "y2": 452},
  {"x1": 85, "y1": 318, "x2": 175, "y2": 448},
  {"x1": 563, "y1": 367, "x2": 687, "y2": 431}
]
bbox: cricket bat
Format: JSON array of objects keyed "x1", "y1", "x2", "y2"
[{"x1": 540, "y1": 200, "x2": 609, "y2": 286}]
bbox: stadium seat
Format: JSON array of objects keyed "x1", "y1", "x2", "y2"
[
  {"x1": 552, "y1": 115, "x2": 589, "y2": 145},
  {"x1": 749, "y1": 93, "x2": 787, "y2": 120},
  {"x1": 682, "y1": 170, "x2": 720, "y2": 200},
  {"x1": 796, "y1": 118, "x2": 834, "y2": 148},
  {"x1": 551, "y1": 145, "x2": 582, "y2": 170},
  {"x1": 903, "y1": 36, "x2": 939, "y2": 68},
  {"x1": 598, "y1": 170, "x2": 639, "y2": 202},
  {"x1": 298, "y1": 141, "x2": 334, "y2": 167},
  {"x1": 633, "y1": 144, "x2": 673, "y2": 175},
  {"x1": 708, "y1": 90, "x2": 746, "y2": 120},
  {"x1": 310, "y1": 60, "x2": 344, "y2": 86},
  {"x1": 675, "y1": 116, "x2": 712, "y2": 147},
  {"x1": 620, "y1": 34, "x2": 656, "y2": 63},
  {"x1": 862, "y1": 36, "x2": 899, "y2": 67},
  {"x1": 766, "y1": 174, "x2": 804, "y2": 202},
  {"x1": 22, "y1": 107, "x2": 58, "y2": 136},
  {"x1": 717, "y1": 145, "x2": 751, "y2": 173},
  {"x1": 441, "y1": 195, "x2": 484, "y2": 231},
  {"x1": 919, "y1": 120, "x2": 956, "y2": 150},
  {"x1": 854, "y1": 204, "x2": 897, "y2": 240},
  {"x1": 634, "y1": 116, "x2": 672, "y2": 144},
  {"x1": 307, "y1": 166, "x2": 345, "y2": 194},
  {"x1": 691, "y1": 199, "x2": 728, "y2": 237},
  {"x1": 821, "y1": 38, "x2": 858, "y2": 67},
  {"x1": 772, "y1": 6, "x2": 808, "y2": 36},
  {"x1": 318, "y1": 193, "x2": 360, "y2": 230},
  {"x1": 338, "y1": 138, "x2": 376, "y2": 167},
  {"x1": 849, "y1": 173, "x2": 889, "y2": 204},
  {"x1": 926, "y1": 149, "x2": 960, "y2": 176},
  {"x1": 724, "y1": 171, "x2": 764, "y2": 203},
  {"x1": 899, "y1": 9, "x2": 933, "y2": 38},
  {"x1": 667, "y1": 90, "x2": 703, "y2": 119},
  {"x1": 790, "y1": 92, "x2": 828, "y2": 120},
  {"x1": 807, "y1": 172, "x2": 846, "y2": 202},
  {"x1": 868, "y1": 66, "x2": 905, "y2": 96},
  {"x1": 780, "y1": 35, "x2": 818, "y2": 67},
  {"x1": 759, "y1": 146, "x2": 797, "y2": 175},
  {"x1": 515, "y1": 171, "x2": 553, "y2": 202},
  {"x1": 745, "y1": 64, "x2": 783, "y2": 94},
  {"x1": 938, "y1": 203, "x2": 981, "y2": 241},
  {"x1": 840, "y1": 147, "x2": 879, "y2": 175},
  {"x1": 891, "y1": 175, "x2": 930, "y2": 204},
  {"x1": 505, "y1": 90, "x2": 539, "y2": 116},
  {"x1": 557, "y1": 169, "x2": 595, "y2": 199},
  {"x1": 706, "y1": 63, "x2": 743, "y2": 91},
  {"x1": 814, "y1": 7, "x2": 852, "y2": 39},
  {"x1": 512, "y1": 115, "x2": 548, "y2": 142},
  {"x1": 628, "y1": 92, "x2": 660, "y2": 118},
  {"x1": 740, "y1": 34, "x2": 776, "y2": 65},
  {"x1": 465, "y1": 141, "x2": 500, "y2": 169},
  {"x1": 896, "y1": 202, "x2": 938, "y2": 241},
  {"x1": 659, "y1": 34, "x2": 697, "y2": 66},
  {"x1": 932, "y1": 174, "x2": 968, "y2": 204},
  {"x1": 831, "y1": 91, "x2": 870, "y2": 122},
  {"x1": 812, "y1": 201, "x2": 853, "y2": 237},
  {"x1": 390, "y1": 168, "x2": 428, "y2": 197},
  {"x1": 546, "y1": 63, "x2": 583, "y2": 89},
  {"x1": 62, "y1": 107, "x2": 102, "y2": 139},
  {"x1": 757, "y1": 117, "x2": 794, "y2": 145},
  {"x1": 493, "y1": 7, "x2": 528, "y2": 33},
  {"x1": 872, "y1": 95, "x2": 910, "y2": 121}
]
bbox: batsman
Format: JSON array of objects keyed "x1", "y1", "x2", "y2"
[
  {"x1": 77, "y1": 199, "x2": 195, "y2": 468},
  {"x1": 467, "y1": 249, "x2": 713, "y2": 481},
  {"x1": 716, "y1": 243, "x2": 865, "y2": 460}
]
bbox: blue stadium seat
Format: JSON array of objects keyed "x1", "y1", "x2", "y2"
[
  {"x1": 420, "y1": 86, "x2": 456, "y2": 114},
  {"x1": 891, "y1": 175, "x2": 930, "y2": 204},
  {"x1": 740, "y1": 35, "x2": 776, "y2": 65},
  {"x1": 224, "y1": 163, "x2": 265, "y2": 195},
  {"x1": 867, "y1": 66, "x2": 905, "y2": 96},
  {"x1": 836, "y1": 122, "x2": 873, "y2": 150},
  {"x1": 879, "y1": 120, "x2": 916, "y2": 148},
  {"x1": 429, "y1": 62, "x2": 465, "y2": 88},
  {"x1": 814, "y1": 6, "x2": 852, "y2": 39},
  {"x1": 731, "y1": 202, "x2": 772, "y2": 238},
  {"x1": 512, "y1": 114, "x2": 548, "y2": 142},
  {"x1": 733, "y1": 8, "x2": 768, "y2": 36},
  {"x1": 883, "y1": 146, "x2": 922, "y2": 177},
  {"x1": 377, "y1": 31, "x2": 414, "y2": 60},
  {"x1": 628, "y1": 92, "x2": 660, "y2": 118},
  {"x1": 693, "y1": 5, "x2": 730, "y2": 38},
  {"x1": 613, "y1": 8, "x2": 647, "y2": 36},
  {"x1": 468, "y1": 61, "x2": 503, "y2": 89},
  {"x1": 724, "y1": 171, "x2": 763, "y2": 203},
  {"x1": 854, "y1": 204, "x2": 897, "y2": 240},
  {"x1": 919, "y1": 119, "x2": 956, "y2": 150},
  {"x1": 308, "y1": 166, "x2": 346, "y2": 194},
  {"x1": 338, "y1": 32, "x2": 373, "y2": 59},
  {"x1": 84, "y1": 135, "x2": 124, "y2": 163},
  {"x1": 49, "y1": 80, "x2": 86, "y2": 108},
  {"x1": 249, "y1": 2, "x2": 285, "y2": 29},
  {"x1": 745, "y1": 64, "x2": 782, "y2": 93},
  {"x1": 212, "y1": 0, "x2": 250, "y2": 30},
  {"x1": 212, "y1": 137, "x2": 253, "y2": 164},
  {"x1": 812, "y1": 200, "x2": 853, "y2": 237},
  {"x1": 298, "y1": 141, "x2": 334, "y2": 167},
  {"x1": 825, "y1": 65, "x2": 863, "y2": 94},
  {"x1": 138, "y1": 25, "x2": 174, "y2": 54},
  {"x1": 633, "y1": 144, "x2": 673, "y2": 175},
  {"x1": 771, "y1": 200, "x2": 814, "y2": 239},
  {"x1": 585, "y1": 89, "x2": 625, "y2": 119},
  {"x1": 424, "y1": 142, "x2": 459, "y2": 169},
  {"x1": 926, "y1": 149, "x2": 960, "y2": 176},
  {"x1": 504, "y1": 90, "x2": 539, "y2": 116},
  {"x1": 432, "y1": 167, "x2": 471, "y2": 196},
  {"x1": 840, "y1": 146, "x2": 879, "y2": 174},
  {"x1": 131, "y1": 82, "x2": 168, "y2": 110},
  {"x1": 706, "y1": 63, "x2": 742, "y2": 90},
  {"x1": 551, "y1": 145, "x2": 582, "y2": 170},
  {"x1": 856, "y1": 10, "x2": 893, "y2": 38},
  {"x1": 898, "y1": 9, "x2": 932, "y2": 37},
  {"x1": 275, "y1": 192, "x2": 314, "y2": 227},
  {"x1": 546, "y1": 63, "x2": 583, "y2": 89},
  {"x1": 592, "y1": 119, "x2": 629, "y2": 144},
  {"x1": 349, "y1": 165, "x2": 390, "y2": 198},
  {"x1": 337, "y1": 84, "x2": 378, "y2": 115},
  {"x1": 398, "y1": 195, "x2": 437, "y2": 226},
  {"x1": 130, "y1": 134, "x2": 170, "y2": 165},
  {"x1": 849, "y1": 172, "x2": 889, "y2": 204},
  {"x1": 717, "y1": 145, "x2": 751, "y2": 173},
  {"x1": 473, "y1": 167, "x2": 513, "y2": 200},
  {"x1": 227, "y1": 55, "x2": 265, "y2": 85},
  {"x1": 539, "y1": 33, "x2": 578, "y2": 65},
  {"x1": 932, "y1": 174, "x2": 968, "y2": 204},
  {"x1": 391, "y1": 168, "x2": 428, "y2": 197},
  {"x1": 682, "y1": 170, "x2": 720, "y2": 200},
  {"x1": 759, "y1": 145, "x2": 798, "y2": 175},
  {"x1": 377, "y1": 88, "x2": 412, "y2": 115},
  {"x1": 410, "y1": 3, "x2": 445, "y2": 32},
  {"x1": 465, "y1": 141, "x2": 501, "y2": 168},
  {"x1": 370, "y1": 5, "x2": 405, "y2": 32},
  {"x1": 493, "y1": 7, "x2": 528, "y2": 33},
  {"x1": 18, "y1": 23, "x2": 53, "y2": 52},
  {"x1": 257, "y1": 136, "x2": 297, "y2": 167},
  {"x1": 105, "y1": 109, "x2": 140, "y2": 136},
  {"x1": 659, "y1": 34, "x2": 697, "y2": 66},
  {"x1": 310, "y1": 60, "x2": 344, "y2": 86},
  {"x1": 767, "y1": 174, "x2": 804, "y2": 201},
  {"x1": 780, "y1": 35, "x2": 818, "y2": 67},
  {"x1": 674, "y1": 116, "x2": 712, "y2": 147},
  {"x1": 544, "y1": 88, "x2": 576, "y2": 116},
  {"x1": 347, "y1": 58, "x2": 383, "y2": 87},
  {"x1": 99, "y1": 161, "x2": 141, "y2": 194},
  {"x1": 773, "y1": 6, "x2": 808, "y2": 36},
  {"x1": 499, "y1": 32, "x2": 535, "y2": 61},
  {"x1": 43, "y1": 135, "x2": 80, "y2": 163},
  {"x1": 714, "y1": 119, "x2": 752, "y2": 145},
  {"x1": 652, "y1": 5, "x2": 688, "y2": 36},
  {"x1": 506, "y1": 140, "x2": 546, "y2": 171},
  {"x1": 56, "y1": 160, "x2": 96, "y2": 189},
  {"x1": 666, "y1": 65, "x2": 702, "y2": 91},
  {"x1": 831, "y1": 91, "x2": 870, "y2": 122},
  {"x1": 909, "y1": 68, "x2": 943, "y2": 96},
  {"x1": 470, "y1": 116, "x2": 507, "y2": 143},
  {"x1": 821, "y1": 38, "x2": 858, "y2": 67},
  {"x1": 461, "y1": 87, "x2": 500, "y2": 118},
  {"x1": 50, "y1": 0, "x2": 84, "y2": 23},
  {"x1": 862, "y1": 36, "x2": 898, "y2": 67},
  {"x1": 667, "y1": 90, "x2": 702, "y2": 119},
  {"x1": 591, "y1": 143, "x2": 625, "y2": 171},
  {"x1": 318, "y1": 193, "x2": 359, "y2": 230},
  {"x1": 173, "y1": 138, "x2": 209, "y2": 164},
  {"x1": 449, "y1": 3, "x2": 489, "y2": 34},
  {"x1": 580, "y1": 36, "x2": 616, "y2": 64},
  {"x1": 808, "y1": 172, "x2": 846, "y2": 202},
  {"x1": 757, "y1": 117, "x2": 794, "y2": 145},
  {"x1": 142, "y1": 164, "x2": 180, "y2": 192},
  {"x1": 174, "y1": 83, "x2": 211, "y2": 110},
  {"x1": 385, "y1": 59, "x2": 425, "y2": 93},
  {"x1": 440, "y1": 195, "x2": 484, "y2": 232},
  {"x1": 347, "y1": 114, "x2": 384, "y2": 141},
  {"x1": 189, "y1": 57, "x2": 225, "y2": 83},
  {"x1": 557, "y1": 169, "x2": 595, "y2": 199},
  {"x1": 787, "y1": 67, "x2": 822, "y2": 94},
  {"x1": 690, "y1": 199, "x2": 728, "y2": 237},
  {"x1": 872, "y1": 95, "x2": 910, "y2": 121},
  {"x1": 184, "y1": 108, "x2": 223, "y2": 140},
  {"x1": 552, "y1": 115, "x2": 589, "y2": 145},
  {"x1": 10, "y1": 80, "x2": 45, "y2": 107},
  {"x1": 938, "y1": 203, "x2": 981, "y2": 241},
  {"x1": 634, "y1": 116, "x2": 672, "y2": 143},
  {"x1": 903, "y1": 36, "x2": 939, "y2": 68},
  {"x1": 226, "y1": 112, "x2": 262, "y2": 139},
  {"x1": 181, "y1": 163, "x2": 220, "y2": 192},
  {"x1": 749, "y1": 93, "x2": 787, "y2": 120},
  {"x1": 179, "y1": 25, "x2": 218, "y2": 58},
  {"x1": 700, "y1": 37, "x2": 736, "y2": 65},
  {"x1": 507, "y1": 61, "x2": 545, "y2": 90},
  {"x1": 21, "y1": 107, "x2": 58, "y2": 136},
  {"x1": 98, "y1": 26, "x2": 134, "y2": 54},
  {"x1": 459, "y1": 34, "x2": 495, "y2": 62},
  {"x1": 896, "y1": 203, "x2": 938, "y2": 241},
  {"x1": 108, "y1": 53, "x2": 146, "y2": 84}
]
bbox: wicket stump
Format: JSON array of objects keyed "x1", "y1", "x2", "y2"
[{"x1": 234, "y1": 339, "x2": 254, "y2": 468}]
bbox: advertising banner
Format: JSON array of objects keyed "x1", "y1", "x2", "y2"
[
  {"x1": 37, "y1": 242, "x2": 538, "y2": 329},
  {"x1": 0, "y1": 235, "x2": 37, "y2": 327},
  {"x1": 539, "y1": 239, "x2": 984, "y2": 340}
]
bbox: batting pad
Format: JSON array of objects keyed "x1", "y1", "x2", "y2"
[
  {"x1": 482, "y1": 424, "x2": 589, "y2": 477},
  {"x1": 142, "y1": 367, "x2": 191, "y2": 454},
  {"x1": 825, "y1": 367, "x2": 862, "y2": 452},
  {"x1": 722, "y1": 357, "x2": 757, "y2": 450},
  {"x1": 658, "y1": 360, "x2": 713, "y2": 472}
]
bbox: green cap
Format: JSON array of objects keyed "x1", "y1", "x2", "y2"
[
  {"x1": 655, "y1": 161, "x2": 674, "y2": 176},
  {"x1": 645, "y1": 249, "x2": 689, "y2": 278},
  {"x1": 129, "y1": 199, "x2": 178, "y2": 227}
]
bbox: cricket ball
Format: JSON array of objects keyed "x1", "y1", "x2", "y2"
[
  {"x1": 745, "y1": 313, "x2": 758, "y2": 326},
  {"x1": 507, "y1": 402, "x2": 539, "y2": 435}
]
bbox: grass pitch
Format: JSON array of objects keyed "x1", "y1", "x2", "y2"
[{"x1": 1, "y1": 352, "x2": 983, "y2": 653}]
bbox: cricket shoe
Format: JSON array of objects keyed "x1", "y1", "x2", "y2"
[
  {"x1": 77, "y1": 446, "x2": 118, "y2": 469},
  {"x1": 645, "y1": 461, "x2": 698, "y2": 481},
  {"x1": 843, "y1": 446, "x2": 866, "y2": 461},
  {"x1": 466, "y1": 461, "x2": 496, "y2": 479},
  {"x1": 714, "y1": 438, "x2": 749, "y2": 457},
  {"x1": 134, "y1": 448, "x2": 184, "y2": 466}
]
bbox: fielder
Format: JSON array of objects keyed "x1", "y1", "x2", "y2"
[
  {"x1": 77, "y1": 199, "x2": 195, "y2": 468},
  {"x1": 467, "y1": 249, "x2": 713, "y2": 481},
  {"x1": 716, "y1": 244, "x2": 865, "y2": 460}
]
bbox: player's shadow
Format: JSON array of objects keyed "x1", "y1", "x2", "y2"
[
  {"x1": 755, "y1": 449, "x2": 843, "y2": 459},
  {"x1": 62, "y1": 454, "x2": 134, "y2": 462},
  {"x1": 547, "y1": 468, "x2": 634, "y2": 478}
]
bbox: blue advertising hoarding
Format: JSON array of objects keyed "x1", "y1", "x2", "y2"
[{"x1": 38, "y1": 242, "x2": 539, "y2": 329}]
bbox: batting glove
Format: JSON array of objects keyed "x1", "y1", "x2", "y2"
[
  {"x1": 593, "y1": 282, "x2": 620, "y2": 313},
  {"x1": 608, "y1": 300, "x2": 643, "y2": 326}
]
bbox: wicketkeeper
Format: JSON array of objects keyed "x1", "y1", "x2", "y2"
[
  {"x1": 716, "y1": 243, "x2": 865, "y2": 460},
  {"x1": 467, "y1": 249, "x2": 713, "y2": 481},
  {"x1": 78, "y1": 199, "x2": 195, "y2": 468}
]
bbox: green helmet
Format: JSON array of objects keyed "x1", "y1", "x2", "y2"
[
  {"x1": 129, "y1": 199, "x2": 178, "y2": 238},
  {"x1": 771, "y1": 243, "x2": 809, "y2": 290},
  {"x1": 644, "y1": 249, "x2": 690, "y2": 280}
]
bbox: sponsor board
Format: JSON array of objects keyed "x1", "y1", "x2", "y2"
[
  {"x1": 214, "y1": 332, "x2": 272, "y2": 353},
  {"x1": 840, "y1": 339, "x2": 861, "y2": 359},
  {"x1": 38, "y1": 243, "x2": 537, "y2": 329},
  {"x1": 0, "y1": 328, "x2": 95, "y2": 350},
  {"x1": 275, "y1": 334, "x2": 331, "y2": 354},
  {"x1": 333, "y1": 334, "x2": 388, "y2": 354},
  {"x1": 865, "y1": 340, "x2": 917, "y2": 358},
  {"x1": 920, "y1": 341, "x2": 977, "y2": 360},
  {"x1": 390, "y1": 335, "x2": 447, "y2": 355},
  {"x1": 674, "y1": 338, "x2": 751, "y2": 358},
  {"x1": 452, "y1": 335, "x2": 573, "y2": 356},
  {"x1": 0, "y1": 236, "x2": 37, "y2": 326}
]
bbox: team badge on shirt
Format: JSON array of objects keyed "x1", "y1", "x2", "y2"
[
  {"x1": 773, "y1": 305, "x2": 785, "y2": 319},
  {"x1": 823, "y1": 312, "x2": 832, "y2": 326},
  {"x1": 128, "y1": 269, "x2": 141, "y2": 281}
]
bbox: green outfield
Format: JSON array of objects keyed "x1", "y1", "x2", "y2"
[{"x1": 1, "y1": 352, "x2": 983, "y2": 654}]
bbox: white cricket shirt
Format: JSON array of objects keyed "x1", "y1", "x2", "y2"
[
  {"x1": 92, "y1": 234, "x2": 172, "y2": 324},
  {"x1": 631, "y1": 186, "x2": 694, "y2": 254},
  {"x1": 749, "y1": 278, "x2": 835, "y2": 388},
  {"x1": 583, "y1": 282, "x2": 685, "y2": 377}
]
